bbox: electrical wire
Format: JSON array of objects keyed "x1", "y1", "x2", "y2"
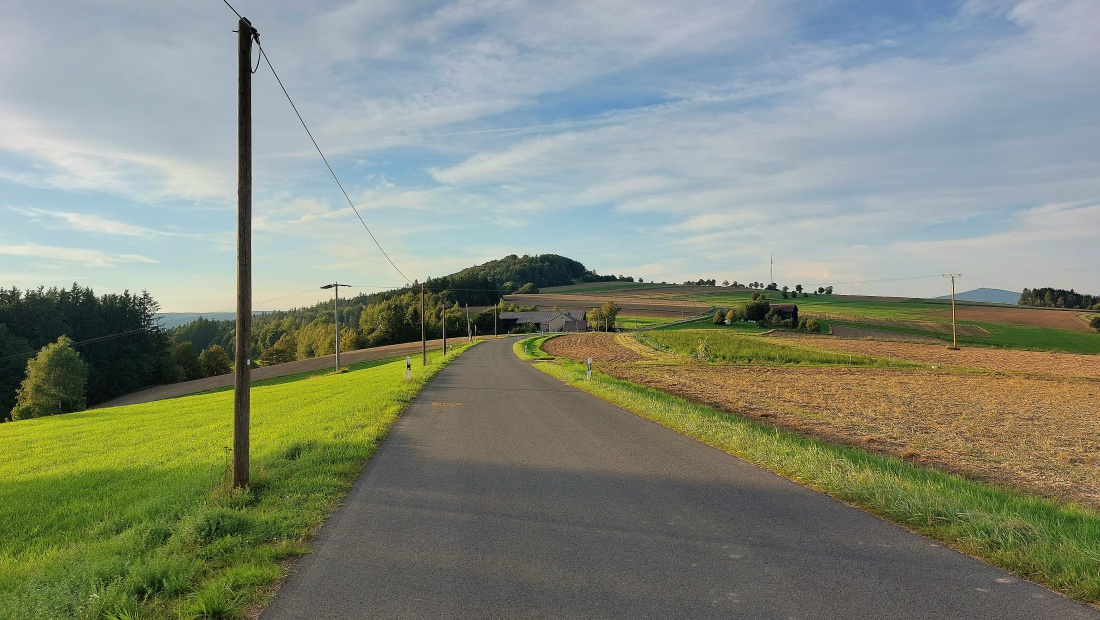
[
  {"x1": 0, "y1": 329, "x2": 149, "y2": 364},
  {"x1": 221, "y1": 0, "x2": 243, "y2": 20},
  {"x1": 256, "y1": 40, "x2": 413, "y2": 285}
]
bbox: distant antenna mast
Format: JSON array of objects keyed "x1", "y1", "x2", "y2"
[{"x1": 770, "y1": 254, "x2": 774, "y2": 286}]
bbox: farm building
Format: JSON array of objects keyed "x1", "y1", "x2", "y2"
[
  {"x1": 771, "y1": 304, "x2": 798, "y2": 323},
  {"x1": 499, "y1": 311, "x2": 587, "y2": 333}
]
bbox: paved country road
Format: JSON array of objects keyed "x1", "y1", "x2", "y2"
[{"x1": 262, "y1": 337, "x2": 1098, "y2": 619}]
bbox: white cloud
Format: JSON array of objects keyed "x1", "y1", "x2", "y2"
[{"x1": 0, "y1": 244, "x2": 157, "y2": 267}]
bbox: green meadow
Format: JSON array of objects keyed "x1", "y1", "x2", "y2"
[
  {"x1": 664, "y1": 292, "x2": 1100, "y2": 354},
  {"x1": 637, "y1": 330, "x2": 911, "y2": 367},
  {"x1": 0, "y1": 345, "x2": 469, "y2": 620}
]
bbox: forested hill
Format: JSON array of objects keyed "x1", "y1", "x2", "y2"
[
  {"x1": 442, "y1": 253, "x2": 630, "y2": 294},
  {"x1": 1019, "y1": 287, "x2": 1099, "y2": 310},
  {"x1": 169, "y1": 254, "x2": 627, "y2": 377}
]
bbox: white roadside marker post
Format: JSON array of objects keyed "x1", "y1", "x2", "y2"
[
  {"x1": 405, "y1": 356, "x2": 412, "y2": 382},
  {"x1": 587, "y1": 357, "x2": 593, "y2": 380}
]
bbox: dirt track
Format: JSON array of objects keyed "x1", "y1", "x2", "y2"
[{"x1": 96, "y1": 338, "x2": 463, "y2": 409}]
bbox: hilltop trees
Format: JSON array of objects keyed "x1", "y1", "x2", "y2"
[
  {"x1": 11, "y1": 336, "x2": 88, "y2": 420},
  {"x1": 1019, "y1": 287, "x2": 1098, "y2": 310}
]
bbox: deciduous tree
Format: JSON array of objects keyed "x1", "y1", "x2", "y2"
[
  {"x1": 199, "y1": 345, "x2": 232, "y2": 376},
  {"x1": 11, "y1": 336, "x2": 87, "y2": 420}
]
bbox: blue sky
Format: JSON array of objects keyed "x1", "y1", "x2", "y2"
[{"x1": 1, "y1": 0, "x2": 1098, "y2": 311}]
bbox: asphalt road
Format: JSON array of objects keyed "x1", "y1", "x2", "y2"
[{"x1": 262, "y1": 337, "x2": 1098, "y2": 619}]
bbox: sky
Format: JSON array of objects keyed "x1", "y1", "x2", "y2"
[{"x1": 1, "y1": 0, "x2": 1098, "y2": 311}]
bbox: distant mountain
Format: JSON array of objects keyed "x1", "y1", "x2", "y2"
[
  {"x1": 156, "y1": 312, "x2": 236, "y2": 329},
  {"x1": 936, "y1": 288, "x2": 1020, "y2": 305}
]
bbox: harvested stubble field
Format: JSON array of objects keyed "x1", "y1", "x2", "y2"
[{"x1": 544, "y1": 333, "x2": 1100, "y2": 509}]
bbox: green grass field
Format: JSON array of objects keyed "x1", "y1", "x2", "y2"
[
  {"x1": 653, "y1": 316, "x2": 770, "y2": 333},
  {"x1": 614, "y1": 314, "x2": 681, "y2": 330},
  {"x1": 517, "y1": 337, "x2": 1100, "y2": 607},
  {"x1": 667, "y1": 292, "x2": 1100, "y2": 354},
  {"x1": 0, "y1": 346, "x2": 469, "y2": 620},
  {"x1": 637, "y1": 330, "x2": 911, "y2": 367}
]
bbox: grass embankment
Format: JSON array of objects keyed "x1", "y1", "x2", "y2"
[
  {"x1": 637, "y1": 330, "x2": 914, "y2": 368},
  {"x1": 654, "y1": 316, "x2": 770, "y2": 333},
  {"x1": 0, "y1": 345, "x2": 470, "y2": 620},
  {"x1": 514, "y1": 335, "x2": 555, "y2": 360},
  {"x1": 515, "y1": 336, "x2": 1100, "y2": 608}
]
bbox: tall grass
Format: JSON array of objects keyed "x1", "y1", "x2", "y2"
[
  {"x1": 637, "y1": 330, "x2": 911, "y2": 367},
  {"x1": 0, "y1": 345, "x2": 470, "y2": 620},
  {"x1": 518, "y1": 344, "x2": 1100, "y2": 607}
]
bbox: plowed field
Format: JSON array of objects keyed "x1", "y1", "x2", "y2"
[
  {"x1": 543, "y1": 333, "x2": 1100, "y2": 508},
  {"x1": 930, "y1": 306, "x2": 1093, "y2": 331}
]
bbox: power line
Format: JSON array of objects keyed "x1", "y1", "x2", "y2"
[
  {"x1": 255, "y1": 40, "x2": 413, "y2": 285},
  {"x1": 221, "y1": 0, "x2": 243, "y2": 20},
  {"x1": 0, "y1": 329, "x2": 149, "y2": 364}
]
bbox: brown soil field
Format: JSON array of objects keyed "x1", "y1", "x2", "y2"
[
  {"x1": 930, "y1": 305, "x2": 1094, "y2": 331},
  {"x1": 768, "y1": 333, "x2": 1100, "y2": 379},
  {"x1": 544, "y1": 333, "x2": 1100, "y2": 509}
]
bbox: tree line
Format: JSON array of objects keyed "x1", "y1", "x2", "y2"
[
  {"x1": 0, "y1": 285, "x2": 177, "y2": 421},
  {"x1": 1018, "y1": 287, "x2": 1099, "y2": 310},
  {"x1": 1, "y1": 255, "x2": 626, "y2": 421}
]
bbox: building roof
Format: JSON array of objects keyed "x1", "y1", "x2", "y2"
[{"x1": 500, "y1": 311, "x2": 586, "y2": 324}]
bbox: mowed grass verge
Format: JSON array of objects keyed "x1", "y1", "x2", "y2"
[
  {"x1": 0, "y1": 344, "x2": 471, "y2": 620},
  {"x1": 516, "y1": 336, "x2": 1100, "y2": 608}
]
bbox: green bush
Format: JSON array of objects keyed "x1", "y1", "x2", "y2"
[
  {"x1": 743, "y1": 298, "x2": 771, "y2": 322},
  {"x1": 725, "y1": 308, "x2": 739, "y2": 323},
  {"x1": 713, "y1": 310, "x2": 725, "y2": 325},
  {"x1": 1090, "y1": 316, "x2": 1100, "y2": 332},
  {"x1": 805, "y1": 319, "x2": 821, "y2": 333}
]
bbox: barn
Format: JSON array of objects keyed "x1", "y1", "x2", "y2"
[
  {"x1": 771, "y1": 304, "x2": 798, "y2": 323},
  {"x1": 499, "y1": 311, "x2": 587, "y2": 333}
]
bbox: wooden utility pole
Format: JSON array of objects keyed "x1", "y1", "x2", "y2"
[
  {"x1": 421, "y1": 283, "x2": 426, "y2": 365},
  {"x1": 945, "y1": 273, "x2": 962, "y2": 350},
  {"x1": 494, "y1": 303, "x2": 497, "y2": 337},
  {"x1": 233, "y1": 16, "x2": 256, "y2": 489},
  {"x1": 321, "y1": 283, "x2": 351, "y2": 371},
  {"x1": 441, "y1": 301, "x2": 447, "y2": 354},
  {"x1": 466, "y1": 303, "x2": 472, "y2": 342}
]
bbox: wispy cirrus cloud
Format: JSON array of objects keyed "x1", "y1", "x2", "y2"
[
  {"x1": 0, "y1": 243, "x2": 157, "y2": 267},
  {"x1": 10, "y1": 206, "x2": 203, "y2": 239}
]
